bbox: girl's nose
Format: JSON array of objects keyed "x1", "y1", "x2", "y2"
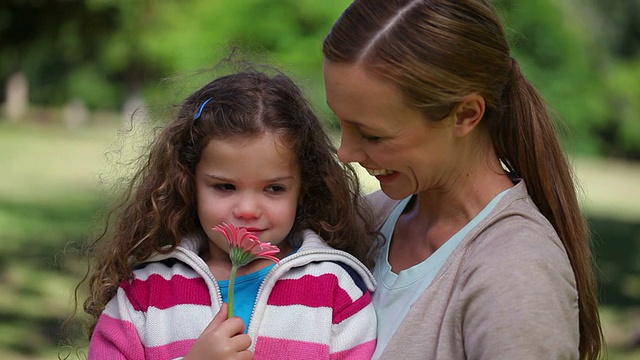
[{"x1": 233, "y1": 195, "x2": 261, "y2": 219}]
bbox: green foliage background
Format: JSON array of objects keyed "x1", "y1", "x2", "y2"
[{"x1": 2, "y1": 0, "x2": 640, "y2": 158}]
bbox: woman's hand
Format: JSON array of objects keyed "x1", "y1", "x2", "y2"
[{"x1": 184, "y1": 303, "x2": 253, "y2": 360}]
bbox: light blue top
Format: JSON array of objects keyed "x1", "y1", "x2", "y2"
[
  {"x1": 371, "y1": 188, "x2": 510, "y2": 359},
  {"x1": 218, "y1": 246, "x2": 300, "y2": 332},
  {"x1": 218, "y1": 262, "x2": 276, "y2": 332}
]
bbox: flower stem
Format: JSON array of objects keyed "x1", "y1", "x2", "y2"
[{"x1": 228, "y1": 265, "x2": 238, "y2": 318}]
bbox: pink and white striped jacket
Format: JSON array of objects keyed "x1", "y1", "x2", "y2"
[{"x1": 88, "y1": 229, "x2": 377, "y2": 360}]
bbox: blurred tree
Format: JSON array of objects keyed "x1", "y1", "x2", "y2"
[
  {"x1": 0, "y1": 0, "x2": 123, "y2": 109},
  {"x1": 1, "y1": 0, "x2": 639, "y2": 159},
  {"x1": 585, "y1": 0, "x2": 640, "y2": 59},
  {"x1": 581, "y1": 0, "x2": 640, "y2": 159},
  {"x1": 1, "y1": 0, "x2": 350, "y2": 114},
  {"x1": 494, "y1": 0, "x2": 610, "y2": 155},
  {"x1": 135, "y1": 0, "x2": 351, "y2": 116},
  {"x1": 599, "y1": 60, "x2": 640, "y2": 159}
]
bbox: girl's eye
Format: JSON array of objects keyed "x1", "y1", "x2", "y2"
[
  {"x1": 214, "y1": 183, "x2": 235, "y2": 192},
  {"x1": 266, "y1": 185, "x2": 286, "y2": 194}
]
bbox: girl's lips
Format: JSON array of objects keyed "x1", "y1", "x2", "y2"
[{"x1": 241, "y1": 227, "x2": 264, "y2": 236}]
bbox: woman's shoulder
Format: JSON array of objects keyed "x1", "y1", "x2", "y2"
[
  {"x1": 479, "y1": 182, "x2": 562, "y2": 250},
  {"x1": 471, "y1": 190, "x2": 566, "y2": 258},
  {"x1": 461, "y1": 188, "x2": 575, "y2": 287}
]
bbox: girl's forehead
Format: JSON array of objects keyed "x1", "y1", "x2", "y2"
[
  {"x1": 212, "y1": 131, "x2": 293, "y2": 148},
  {"x1": 199, "y1": 131, "x2": 300, "y2": 177},
  {"x1": 205, "y1": 131, "x2": 298, "y2": 163}
]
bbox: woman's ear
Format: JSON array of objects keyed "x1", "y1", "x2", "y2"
[{"x1": 454, "y1": 93, "x2": 485, "y2": 137}]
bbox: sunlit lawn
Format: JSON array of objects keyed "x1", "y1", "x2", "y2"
[
  {"x1": 0, "y1": 119, "x2": 122, "y2": 359},
  {"x1": 0, "y1": 118, "x2": 639, "y2": 359}
]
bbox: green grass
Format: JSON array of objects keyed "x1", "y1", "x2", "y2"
[
  {"x1": 575, "y1": 157, "x2": 640, "y2": 221},
  {"x1": 0, "y1": 119, "x2": 639, "y2": 358},
  {"x1": 0, "y1": 120, "x2": 120, "y2": 359}
]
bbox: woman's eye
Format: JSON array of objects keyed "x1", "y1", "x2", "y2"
[
  {"x1": 361, "y1": 133, "x2": 381, "y2": 142},
  {"x1": 266, "y1": 185, "x2": 285, "y2": 194},
  {"x1": 214, "y1": 183, "x2": 235, "y2": 191}
]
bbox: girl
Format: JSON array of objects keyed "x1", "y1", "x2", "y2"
[{"x1": 83, "y1": 68, "x2": 377, "y2": 359}]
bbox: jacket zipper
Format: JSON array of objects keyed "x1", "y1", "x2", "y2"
[{"x1": 246, "y1": 248, "x2": 371, "y2": 339}]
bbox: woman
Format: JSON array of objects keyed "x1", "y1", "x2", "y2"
[{"x1": 322, "y1": 0, "x2": 603, "y2": 359}]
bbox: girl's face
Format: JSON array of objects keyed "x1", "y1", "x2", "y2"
[
  {"x1": 195, "y1": 132, "x2": 301, "y2": 259},
  {"x1": 323, "y1": 60, "x2": 459, "y2": 200}
]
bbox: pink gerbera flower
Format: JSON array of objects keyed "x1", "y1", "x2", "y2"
[{"x1": 213, "y1": 222, "x2": 280, "y2": 318}]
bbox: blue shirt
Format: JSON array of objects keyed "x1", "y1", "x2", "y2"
[{"x1": 218, "y1": 263, "x2": 276, "y2": 332}]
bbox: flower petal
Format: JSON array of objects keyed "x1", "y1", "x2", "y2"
[{"x1": 212, "y1": 223, "x2": 281, "y2": 266}]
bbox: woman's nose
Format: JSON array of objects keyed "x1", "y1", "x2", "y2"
[{"x1": 337, "y1": 131, "x2": 366, "y2": 164}]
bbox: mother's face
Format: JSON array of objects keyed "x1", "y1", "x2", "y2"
[{"x1": 323, "y1": 60, "x2": 461, "y2": 200}]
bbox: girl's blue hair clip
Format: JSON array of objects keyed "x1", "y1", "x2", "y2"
[{"x1": 193, "y1": 97, "x2": 212, "y2": 120}]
